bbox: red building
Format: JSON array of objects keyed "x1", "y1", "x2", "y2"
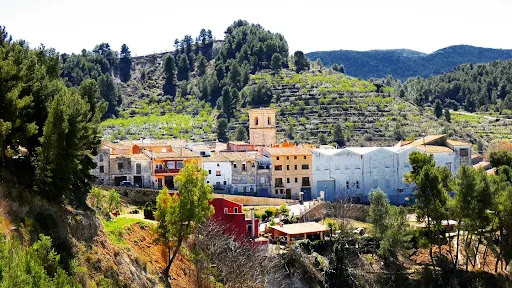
[{"x1": 210, "y1": 198, "x2": 259, "y2": 239}]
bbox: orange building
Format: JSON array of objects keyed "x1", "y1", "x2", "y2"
[{"x1": 263, "y1": 145, "x2": 313, "y2": 200}]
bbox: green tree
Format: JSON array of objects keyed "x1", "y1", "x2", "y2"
[
  {"x1": 379, "y1": 206, "x2": 409, "y2": 259},
  {"x1": 177, "y1": 54, "x2": 190, "y2": 81},
  {"x1": 414, "y1": 163, "x2": 449, "y2": 267},
  {"x1": 293, "y1": 50, "x2": 310, "y2": 73},
  {"x1": 196, "y1": 53, "x2": 207, "y2": 76},
  {"x1": 97, "y1": 73, "x2": 120, "y2": 119},
  {"x1": 227, "y1": 60, "x2": 242, "y2": 90},
  {"x1": 368, "y1": 188, "x2": 389, "y2": 239},
  {"x1": 393, "y1": 122, "x2": 404, "y2": 141},
  {"x1": 217, "y1": 118, "x2": 228, "y2": 142},
  {"x1": 106, "y1": 189, "x2": 121, "y2": 212},
  {"x1": 318, "y1": 133, "x2": 327, "y2": 145},
  {"x1": 163, "y1": 55, "x2": 177, "y2": 96},
  {"x1": 332, "y1": 123, "x2": 345, "y2": 146},
  {"x1": 234, "y1": 126, "x2": 247, "y2": 141},
  {"x1": 222, "y1": 87, "x2": 233, "y2": 119},
  {"x1": 271, "y1": 53, "x2": 282, "y2": 74},
  {"x1": 154, "y1": 163, "x2": 213, "y2": 287},
  {"x1": 489, "y1": 150, "x2": 512, "y2": 168},
  {"x1": 34, "y1": 82, "x2": 103, "y2": 205},
  {"x1": 444, "y1": 108, "x2": 451, "y2": 122},
  {"x1": 434, "y1": 99, "x2": 443, "y2": 118},
  {"x1": 119, "y1": 44, "x2": 132, "y2": 82}
]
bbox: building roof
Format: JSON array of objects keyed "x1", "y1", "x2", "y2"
[
  {"x1": 473, "y1": 161, "x2": 492, "y2": 170},
  {"x1": 447, "y1": 139, "x2": 472, "y2": 146},
  {"x1": 228, "y1": 141, "x2": 251, "y2": 145},
  {"x1": 272, "y1": 222, "x2": 328, "y2": 236},
  {"x1": 144, "y1": 148, "x2": 200, "y2": 159},
  {"x1": 109, "y1": 153, "x2": 151, "y2": 161},
  {"x1": 415, "y1": 145, "x2": 454, "y2": 154},
  {"x1": 405, "y1": 135, "x2": 446, "y2": 147},
  {"x1": 344, "y1": 147, "x2": 381, "y2": 155},
  {"x1": 313, "y1": 148, "x2": 343, "y2": 156},
  {"x1": 202, "y1": 152, "x2": 257, "y2": 162},
  {"x1": 264, "y1": 146, "x2": 312, "y2": 156}
]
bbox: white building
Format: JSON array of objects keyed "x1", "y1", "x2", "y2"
[
  {"x1": 202, "y1": 153, "x2": 233, "y2": 190},
  {"x1": 312, "y1": 135, "x2": 471, "y2": 204}
]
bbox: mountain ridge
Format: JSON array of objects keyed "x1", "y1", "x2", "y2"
[{"x1": 306, "y1": 45, "x2": 512, "y2": 80}]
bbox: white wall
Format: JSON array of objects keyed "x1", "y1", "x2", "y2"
[{"x1": 203, "y1": 161, "x2": 232, "y2": 188}]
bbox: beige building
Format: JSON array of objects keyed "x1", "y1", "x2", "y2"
[
  {"x1": 248, "y1": 108, "x2": 276, "y2": 147},
  {"x1": 263, "y1": 145, "x2": 313, "y2": 200}
]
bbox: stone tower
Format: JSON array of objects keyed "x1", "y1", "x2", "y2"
[{"x1": 248, "y1": 108, "x2": 276, "y2": 147}]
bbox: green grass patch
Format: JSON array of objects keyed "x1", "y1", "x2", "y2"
[{"x1": 103, "y1": 217, "x2": 144, "y2": 246}]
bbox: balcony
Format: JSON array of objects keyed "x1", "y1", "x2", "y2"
[{"x1": 155, "y1": 168, "x2": 180, "y2": 174}]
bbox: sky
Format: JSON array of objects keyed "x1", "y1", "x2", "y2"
[{"x1": 1, "y1": 0, "x2": 511, "y2": 56}]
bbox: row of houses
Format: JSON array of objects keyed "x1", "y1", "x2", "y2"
[{"x1": 92, "y1": 134, "x2": 472, "y2": 205}]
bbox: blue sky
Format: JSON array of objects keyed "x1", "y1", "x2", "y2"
[{"x1": 1, "y1": 0, "x2": 511, "y2": 56}]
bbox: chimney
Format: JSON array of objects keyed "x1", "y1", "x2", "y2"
[{"x1": 251, "y1": 207, "x2": 255, "y2": 238}]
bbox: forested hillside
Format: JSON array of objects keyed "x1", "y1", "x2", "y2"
[
  {"x1": 306, "y1": 45, "x2": 512, "y2": 80},
  {"x1": 402, "y1": 60, "x2": 512, "y2": 114}
]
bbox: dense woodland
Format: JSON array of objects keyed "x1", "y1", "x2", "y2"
[
  {"x1": 306, "y1": 45, "x2": 512, "y2": 80},
  {"x1": 401, "y1": 60, "x2": 512, "y2": 114}
]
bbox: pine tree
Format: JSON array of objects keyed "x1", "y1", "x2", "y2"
[
  {"x1": 196, "y1": 53, "x2": 207, "y2": 76},
  {"x1": 177, "y1": 54, "x2": 190, "y2": 81},
  {"x1": 163, "y1": 55, "x2": 176, "y2": 95},
  {"x1": 293, "y1": 50, "x2": 310, "y2": 73},
  {"x1": 444, "y1": 108, "x2": 451, "y2": 122},
  {"x1": 217, "y1": 118, "x2": 228, "y2": 142},
  {"x1": 234, "y1": 126, "x2": 248, "y2": 141},
  {"x1": 119, "y1": 44, "x2": 132, "y2": 82},
  {"x1": 271, "y1": 53, "x2": 282, "y2": 74},
  {"x1": 434, "y1": 99, "x2": 443, "y2": 118},
  {"x1": 332, "y1": 123, "x2": 345, "y2": 146}
]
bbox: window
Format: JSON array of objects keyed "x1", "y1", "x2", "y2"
[
  {"x1": 397, "y1": 188, "x2": 404, "y2": 193},
  {"x1": 302, "y1": 164, "x2": 309, "y2": 170},
  {"x1": 243, "y1": 187, "x2": 247, "y2": 193},
  {"x1": 275, "y1": 165, "x2": 283, "y2": 171},
  {"x1": 287, "y1": 178, "x2": 290, "y2": 183},
  {"x1": 233, "y1": 163, "x2": 237, "y2": 169},
  {"x1": 247, "y1": 224, "x2": 252, "y2": 233},
  {"x1": 208, "y1": 170, "x2": 211, "y2": 174},
  {"x1": 446, "y1": 162, "x2": 452, "y2": 171},
  {"x1": 207, "y1": 181, "x2": 210, "y2": 183},
  {"x1": 345, "y1": 165, "x2": 350, "y2": 171},
  {"x1": 224, "y1": 208, "x2": 228, "y2": 214},
  {"x1": 286, "y1": 156, "x2": 289, "y2": 160},
  {"x1": 251, "y1": 162, "x2": 255, "y2": 167},
  {"x1": 216, "y1": 170, "x2": 221, "y2": 176},
  {"x1": 280, "y1": 189, "x2": 284, "y2": 194},
  {"x1": 276, "y1": 156, "x2": 280, "y2": 161},
  {"x1": 99, "y1": 165, "x2": 104, "y2": 173},
  {"x1": 242, "y1": 163, "x2": 246, "y2": 171},
  {"x1": 275, "y1": 178, "x2": 284, "y2": 187},
  {"x1": 294, "y1": 156, "x2": 297, "y2": 160},
  {"x1": 167, "y1": 161, "x2": 175, "y2": 169},
  {"x1": 286, "y1": 165, "x2": 290, "y2": 170},
  {"x1": 223, "y1": 181, "x2": 226, "y2": 185},
  {"x1": 118, "y1": 162, "x2": 123, "y2": 171},
  {"x1": 324, "y1": 165, "x2": 329, "y2": 171},
  {"x1": 302, "y1": 177, "x2": 311, "y2": 187},
  {"x1": 404, "y1": 162, "x2": 410, "y2": 168},
  {"x1": 260, "y1": 177, "x2": 265, "y2": 184},
  {"x1": 217, "y1": 163, "x2": 220, "y2": 167},
  {"x1": 459, "y1": 148, "x2": 469, "y2": 157},
  {"x1": 216, "y1": 182, "x2": 220, "y2": 186},
  {"x1": 304, "y1": 156, "x2": 307, "y2": 160},
  {"x1": 294, "y1": 165, "x2": 297, "y2": 170},
  {"x1": 234, "y1": 207, "x2": 238, "y2": 213},
  {"x1": 136, "y1": 163, "x2": 141, "y2": 174},
  {"x1": 177, "y1": 161, "x2": 184, "y2": 169},
  {"x1": 275, "y1": 189, "x2": 279, "y2": 194},
  {"x1": 268, "y1": 117, "x2": 271, "y2": 125},
  {"x1": 99, "y1": 154, "x2": 104, "y2": 162},
  {"x1": 241, "y1": 177, "x2": 247, "y2": 184},
  {"x1": 254, "y1": 117, "x2": 259, "y2": 125},
  {"x1": 346, "y1": 181, "x2": 350, "y2": 189},
  {"x1": 250, "y1": 187, "x2": 254, "y2": 193},
  {"x1": 295, "y1": 177, "x2": 298, "y2": 183},
  {"x1": 156, "y1": 164, "x2": 163, "y2": 170},
  {"x1": 161, "y1": 148, "x2": 167, "y2": 152},
  {"x1": 356, "y1": 181, "x2": 360, "y2": 189}
]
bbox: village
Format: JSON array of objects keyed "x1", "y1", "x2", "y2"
[{"x1": 91, "y1": 108, "x2": 494, "y2": 249}]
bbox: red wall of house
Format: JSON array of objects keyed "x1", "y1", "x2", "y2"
[{"x1": 210, "y1": 198, "x2": 259, "y2": 238}]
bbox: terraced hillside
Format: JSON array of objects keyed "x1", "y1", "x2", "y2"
[
  {"x1": 230, "y1": 70, "x2": 445, "y2": 146},
  {"x1": 101, "y1": 51, "x2": 218, "y2": 141},
  {"x1": 233, "y1": 70, "x2": 512, "y2": 149}
]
